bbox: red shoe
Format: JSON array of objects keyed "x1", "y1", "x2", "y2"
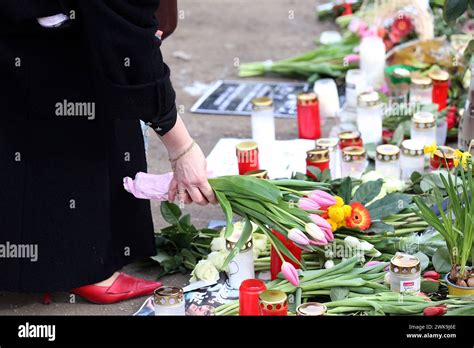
[{"x1": 70, "y1": 273, "x2": 162, "y2": 304}]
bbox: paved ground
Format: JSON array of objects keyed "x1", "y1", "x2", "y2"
[{"x1": 0, "y1": 0, "x2": 334, "y2": 315}]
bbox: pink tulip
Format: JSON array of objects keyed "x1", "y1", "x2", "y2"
[
  {"x1": 298, "y1": 197, "x2": 321, "y2": 211},
  {"x1": 364, "y1": 260, "x2": 383, "y2": 267},
  {"x1": 281, "y1": 262, "x2": 299, "y2": 286},
  {"x1": 308, "y1": 190, "x2": 336, "y2": 208},
  {"x1": 310, "y1": 214, "x2": 334, "y2": 242},
  {"x1": 288, "y1": 228, "x2": 310, "y2": 246},
  {"x1": 344, "y1": 54, "x2": 359, "y2": 64}
]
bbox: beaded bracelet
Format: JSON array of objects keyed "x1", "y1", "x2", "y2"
[{"x1": 169, "y1": 140, "x2": 196, "y2": 169}]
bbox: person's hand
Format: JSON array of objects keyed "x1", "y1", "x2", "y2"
[{"x1": 168, "y1": 142, "x2": 217, "y2": 206}]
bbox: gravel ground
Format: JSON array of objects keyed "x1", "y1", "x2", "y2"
[{"x1": 0, "y1": 0, "x2": 334, "y2": 315}]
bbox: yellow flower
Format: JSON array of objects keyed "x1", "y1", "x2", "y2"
[
  {"x1": 461, "y1": 152, "x2": 472, "y2": 170},
  {"x1": 424, "y1": 143, "x2": 437, "y2": 157},
  {"x1": 328, "y1": 206, "x2": 345, "y2": 223},
  {"x1": 327, "y1": 219, "x2": 338, "y2": 232},
  {"x1": 334, "y1": 196, "x2": 344, "y2": 207},
  {"x1": 454, "y1": 158, "x2": 460, "y2": 167},
  {"x1": 337, "y1": 220, "x2": 346, "y2": 229},
  {"x1": 453, "y1": 149, "x2": 463, "y2": 168},
  {"x1": 342, "y1": 205, "x2": 352, "y2": 218}
]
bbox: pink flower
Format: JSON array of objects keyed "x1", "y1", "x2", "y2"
[
  {"x1": 463, "y1": 19, "x2": 474, "y2": 35},
  {"x1": 308, "y1": 190, "x2": 336, "y2": 208},
  {"x1": 310, "y1": 214, "x2": 334, "y2": 241},
  {"x1": 281, "y1": 262, "x2": 299, "y2": 286},
  {"x1": 364, "y1": 260, "x2": 383, "y2": 267},
  {"x1": 123, "y1": 172, "x2": 173, "y2": 201},
  {"x1": 344, "y1": 54, "x2": 360, "y2": 65},
  {"x1": 349, "y1": 17, "x2": 367, "y2": 33},
  {"x1": 379, "y1": 82, "x2": 389, "y2": 95},
  {"x1": 288, "y1": 228, "x2": 310, "y2": 246},
  {"x1": 298, "y1": 197, "x2": 321, "y2": 211},
  {"x1": 305, "y1": 223, "x2": 328, "y2": 246}
]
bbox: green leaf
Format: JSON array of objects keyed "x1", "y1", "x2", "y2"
[
  {"x1": 392, "y1": 123, "x2": 405, "y2": 146},
  {"x1": 338, "y1": 176, "x2": 353, "y2": 203},
  {"x1": 214, "y1": 190, "x2": 234, "y2": 238},
  {"x1": 209, "y1": 176, "x2": 282, "y2": 204},
  {"x1": 352, "y1": 179, "x2": 383, "y2": 205},
  {"x1": 180, "y1": 248, "x2": 197, "y2": 266},
  {"x1": 443, "y1": 0, "x2": 468, "y2": 22},
  {"x1": 367, "y1": 193, "x2": 412, "y2": 220},
  {"x1": 222, "y1": 217, "x2": 254, "y2": 269},
  {"x1": 179, "y1": 214, "x2": 191, "y2": 227},
  {"x1": 414, "y1": 251, "x2": 430, "y2": 272},
  {"x1": 150, "y1": 251, "x2": 171, "y2": 264},
  {"x1": 367, "y1": 221, "x2": 395, "y2": 234},
  {"x1": 410, "y1": 171, "x2": 423, "y2": 184},
  {"x1": 160, "y1": 202, "x2": 182, "y2": 225},
  {"x1": 421, "y1": 279, "x2": 440, "y2": 294},
  {"x1": 432, "y1": 247, "x2": 452, "y2": 273},
  {"x1": 330, "y1": 287, "x2": 350, "y2": 301},
  {"x1": 320, "y1": 168, "x2": 332, "y2": 183},
  {"x1": 307, "y1": 166, "x2": 322, "y2": 179}
]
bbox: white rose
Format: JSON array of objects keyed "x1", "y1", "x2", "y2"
[
  {"x1": 344, "y1": 236, "x2": 361, "y2": 249},
  {"x1": 359, "y1": 240, "x2": 374, "y2": 251},
  {"x1": 252, "y1": 233, "x2": 268, "y2": 254},
  {"x1": 383, "y1": 177, "x2": 405, "y2": 193},
  {"x1": 366, "y1": 249, "x2": 382, "y2": 257},
  {"x1": 324, "y1": 260, "x2": 335, "y2": 269},
  {"x1": 191, "y1": 260, "x2": 220, "y2": 283},
  {"x1": 361, "y1": 171, "x2": 384, "y2": 183},
  {"x1": 207, "y1": 251, "x2": 228, "y2": 271},
  {"x1": 210, "y1": 237, "x2": 226, "y2": 252}
]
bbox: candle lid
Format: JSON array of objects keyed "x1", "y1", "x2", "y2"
[
  {"x1": 251, "y1": 97, "x2": 273, "y2": 110},
  {"x1": 433, "y1": 145, "x2": 456, "y2": 160},
  {"x1": 357, "y1": 91, "x2": 380, "y2": 107},
  {"x1": 401, "y1": 139, "x2": 424, "y2": 157},
  {"x1": 342, "y1": 146, "x2": 366, "y2": 162},
  {"x1": 154, "y1": 286, "x2": 184, "y2": 306},
  {"x1": 296, "y1": 302, "x2": 327, "y2": 316},
  {"x1": 428, "y1": 69, "x2": 449, "y2": 82},
  {"x1": 315, "y1": 137, "x2": 339, "y2": 151},
  {"x1": 258, "y1": 290, "x2": 287, "y2": 308},
  {"x1": 376, "y1": 144, "x2": 400, "y2": 161},
  {"x1": 244, "y1": 169, "x2": 268, "y2": 179},
  {"x1": 226, "y1": 228, "x2": 253, "y2": 251},
  {"x1": 338, "y1": 130, "x2": 361, "y2": 141},
  {"x1": 393, "y1": 67, "x2": 412, "y2": 84},
  {"x1": 307, "y1": 148, "x2": 330, "y2": 163},
  {"x1": 412, "y1": 111, "x2": 436, "y2": 129},
  {"x1": 390, "y1": 253, "x2": 420, "y2": 274},
  {"x1": 236, "y1": 141, "x2": 258, "y2": 152},
  {"x1": 297, "y1": 92, "x2": 318, "y2": 105},
  {"x1": 410, "y1": 72, "x2": 432, "y2": 89}
]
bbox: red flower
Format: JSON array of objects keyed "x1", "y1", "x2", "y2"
[
  {"x1": 388, "y1": 30, "x2": 401, "y2": 44},
  {"x1": 382, "y1": 129, "x2": 394, "y2": 144},
  {"x1": 383, "y1": 39, "x2": 394, "y2": 50},
  {"x1": 391, "y1": 16, "x2": 414, "y2": 38},
  {"x1": 346, "y1": 202, "x2": 372, "y2": 231},
  {"x1": 423, "y1": 271, "x2": 441, "y2": 280},
  {"x1": 423, "y1": 305, "x2": 447, "y2": 316}
]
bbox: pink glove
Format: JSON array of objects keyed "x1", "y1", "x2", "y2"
[{"x1": 123, "y1": 172, "x2": 173, "y2": 201}]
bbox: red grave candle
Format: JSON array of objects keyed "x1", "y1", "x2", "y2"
[
  {"x1": 338, "y1": 130, "x2": 363, "y2": 150},
  {"x1": 236, "y1": 141, "x2": 259, "y2": 175},
  {"x1": 306, "y1": 148, "x2": 330, "y2": 179},
  {"x1": 429, "y1": 69, "x2": 449, "y2": 112},
  {"x1": 239, "y1": 279, "x2": 266, "y2": 316},
  {"x1": 430, "y1": 146, "x2": 456, "y2": 170},
  {"x1": 270, "y1": 230, "x2": 302, "y2": 281},
  {"x1": 297, "y1": 93, "x2": 321, "y2": 140},
  {"x1": 259, "y1": 290, "x2": 288, "y2": 316}
]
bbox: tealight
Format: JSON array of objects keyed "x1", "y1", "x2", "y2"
[
  {"x1": 357, "y1": 91, "x2": 383, "y2": 145},
  {"x1": 411, "y1": 111, "x2": 437, "y2": 147},
  {"x1": 154, "y1": 287, "x2": 185, "y2": 316},
  {"x1": 375, "y1": 144, "x2": 400, "y2": 179},
  {"x1": 400, "y1": 140, "x2": 425, "y2": 181},
  {"x1": 341, "y1": 146, "x2": 367, "y2": 179},
  {"x1": 410, "y1": 73, "x2": 432, "y2": 105}
]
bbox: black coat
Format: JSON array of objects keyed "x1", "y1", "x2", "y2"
[{"x1": 0, "y1": 0, "x2": 176, "y2": 291}]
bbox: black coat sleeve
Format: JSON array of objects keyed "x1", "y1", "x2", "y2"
[
  {"x1": 0, "y1": 0, "x2": 65, "y2": 22},
  {"x1": 75, "y1": 0, "x2": 177, "y2": 135}
]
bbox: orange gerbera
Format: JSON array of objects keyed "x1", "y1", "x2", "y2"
[{"x1": 346, "y1": 202, "x2": 372, "y2": 231}]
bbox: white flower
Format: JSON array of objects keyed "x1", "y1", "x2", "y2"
[
  {"x1": 366, "y1": 249, "x2": 382, "y2": 257},
  {"x1": 210, "y1": 237, "x2": 226, "y2": 252},
  {"x1": 324, "y1": 260, "x2": 335, "y2": 269},
  {"x1": 344, "y1": 236, "x2": 361, "y2": 249},
  {"x1": 207, "y1": 251, "x2": 228, "y2": 271},
  {"x1": 359, "y1": 240, "x2": 374, "y2": 251},
  {"x1": 190, "y1": 260, "x2": 220, "y2": 283},
  {"x1": 252, "y1": 233, "x2": 268, "y2": 254},
  {"x1": 383, "y1": 177, "x2": 405, "y2": 193},
  {"x1": 361, "y1": 171, "x2": 384, "y2": 183}
]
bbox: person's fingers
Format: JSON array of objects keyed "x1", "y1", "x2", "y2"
[
  {"x1": 199, "y1": 182, "x2": 218, "y2": 205},
  {"x1": 187, "y1": 186, "x2": 208, "y2": 206},
  {"x1": 177, "y1": 187, "x2": 189, "y2": 205},
  {"x1": 168, "y1": 178, "x2": 178, "y2": 202}
]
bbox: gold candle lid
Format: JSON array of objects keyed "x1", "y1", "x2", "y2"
[
  {"x1": 338, "y1": 130, "x2": 361, "y2": 141},
  {"x1": 259, "y1": 290, "x2": 288, "y2": 311},
  {"x1": 251, "y1": 97, "x2": 273, "y2": 111},
  {"x1": 410, "y1": 72, "x2": 432, "y2": 89},
  {"x1": 342, "y1": 146, "x2": 366, "y2": 162},
  {"x1": 412, "y1": 111, "x2": 436, "y2": 129},
  {"x1": 393, "y1": 67, "x2": 411, "y2": 79},
  {"x1": 357, "y1": 91, "x2": 381, "y2": 107},
  {"x1": 390, "y1": 253, "x2": 420, "y2": 274},
  {"x1": 428, "y1": 69, "x2": 449, "y2": 82},
  {"x1": 236, "y1": 141, "x2": 258, "y2": 152},
  {"x1": 296, "y1": 302, "x2": 327, "y2": 316},
  {"x1": 433, "y1": 145, "x2": 456, "y2": 160},
  {"x1": 400, "y1": 139, "x2": 424, "y2": 157},
  {"x1": 244, "y1": 169, "x2": 268, "y2": 179},
  {"x1": 315, "y1": 138, "x2": 339, "y2": 151},
  {"x1": 297, "y1": 92, "x2": 318, "y2": 105},
  {"x1": 306, "y1": 148, "x2": 330, "y2": 163},
  {"x1": 376, "y1": 144, "x2": 400, "y2": 162},
  {"x1": 226, "y1": 228, "x2": 253, "y2": 252},
  {"x1": 154, "y1": 286, "x2": 184, "y2": 307}
]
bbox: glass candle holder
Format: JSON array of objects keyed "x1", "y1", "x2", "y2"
[
  {"x1": 338, "y1": 130, "x2": 363, "y2": 150},
  {"x1": 244, "y1": 169, "x2": 268, "y2": 179},
  {"x1": 154, "y1": 286, "x2": 185, "y2": 316},
  {"x1": 306, "y1": 148, "x2": 330, "y2": 179},
  {"x1": 390, "y1": 67, "x2": 411, "y2": 100},
  {"x1": 410, "y1": 73, "x2": 432, "y2": 105},
  {"x1": 316, "y1": 138, "x2": 340, "y2": 179},
  {"x1": 270, "y1": 230, "x2": 301, "y2": 281},
  {"x1": 313, "y1": 78, "x2": 340, "y2": 120},
  {"x1": 341, "y1": 146, "x2": 367, "y2": 179},
  {"x1": 359, "y1": 36, "x2": 386, "y2": 89},
  {"x1": 436, "y1": 117, "x2": 448, "y2": 146},
  {"x1": 236, "y1": 141, "x2": 259, "y2": 175},
  {"x1": 430, "y1": 146, "x2": 456, "y2": 170},
  {"x1": 357, "y1": 91, "x2": 383, "y2": 145},
  {"x1": 345, "y1": 69, "x2": 367, "y2": 111},
  {"x1": 429, "y1": 69, "x2": 449, "y2": 111},
  {"x1": 239, "y1": 279, "x2": 267, "y2": 316},
  {"x1": 390, "y1": 253, "x2": 421, "y2": 294},
  {"x1": 259, "y1": 290, "x2": 288, "y2": 316},
  {"x1": 297, "y1": 92, "x2": 321, "y2": 139},
  {"x1": 226, "y1": 234, "x2": 255, "y2": 290},
  {"x1": 400, "y1": 140, "x2": 425, "y2": 181},
  {"x1": 375, "y1": 144, "x2": 400, "y2": 179},
  {"x1": 296, "y1": 302, "x2": 327, "y2": 316},
  {"x1": 410, "y1": 111, "x2": 437, "y2": 147},
  {"x1": 251, "y1": 97, "x2": 275, "y2": 146}
]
